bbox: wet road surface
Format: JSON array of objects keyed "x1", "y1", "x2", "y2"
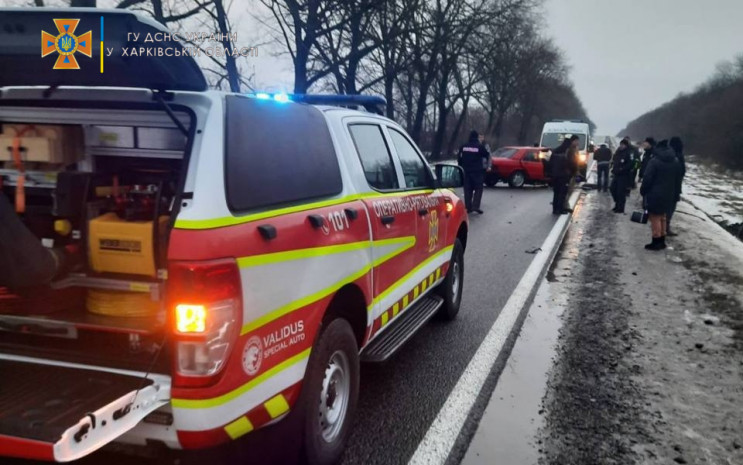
[
  {"x1": 343, "y1": 185, "x2": 557, "y2": 465},
  {"x1": 10, "y1": 185, "x2": 558, "y2": 465}
]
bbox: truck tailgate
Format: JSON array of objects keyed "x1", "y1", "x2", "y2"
[{"x1": 0, "y1": 358, "x2": 169, "y2": 462}]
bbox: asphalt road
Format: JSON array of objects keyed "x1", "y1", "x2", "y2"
[
  {"x1": 9, "y1": 185, "x2": 558, "y2": 465},
  {"x1": 342, "y1": 185, "x2": 557, "y2": 465}
]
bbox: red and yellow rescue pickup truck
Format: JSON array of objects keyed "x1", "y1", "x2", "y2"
[{"x1": 0, "y1": 8, "x2": 468, "y2": 464}]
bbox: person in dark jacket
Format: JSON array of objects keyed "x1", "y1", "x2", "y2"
[
  {"x1": 666, "y1": 136, "x2": 686, "y2": 236},
  {"x1": 458, "y1": 130, "x2": 490, "y2": 214},
  {"x1": 547, "y1": 135, "x2": 579, "y2": 214},
  {"x1": 640, "y1": 140, "x2": 682, "y2": 250},
  {"x1": 594, "y1": 143, "x2": 612, "y2": 192},
  {"x1": 610, "y1": 139, "x2": 633, "y2": 213},
  {"x1": 0, "y1": 192, "x2": 65, "y2": 288},
  {"x1": 639, "y1": 137, "x2": 656, "y2": 180},
  {"x1": 623, "y1": 136, "x2": 641, "y2": 188}
]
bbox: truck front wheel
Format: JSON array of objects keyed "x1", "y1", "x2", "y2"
[
  {"x1": 301, "y1": 318, "x2": 359, "y2": 465},
  {"x1": 436, "y1": 238, "x2": 464, "y2": 320}
]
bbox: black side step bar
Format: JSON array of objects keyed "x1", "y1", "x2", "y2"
[{"x1": 361, "y1": 294, "x2": 444, "y2": 362}]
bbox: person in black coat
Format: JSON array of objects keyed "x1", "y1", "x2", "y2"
[
  {"x1": 667, "y1": 136, "x2": 686, "y2": 236},
  {"x1": 623, "y1": 136, "x2": 641, "y2": 189},
  {"x1": 547, "y1": 135, "x2": 579, "y2": 214},
  {"x1": 594, "y1": 143, "x2": 612, "y2": 192},
  {"x1": 639, "y1": 137, "x2": 656, "y2": 180},
  {"x1": 640, "y1": 140, "x2": 682, "y2": 250},
  {"x1": 458, "y1": 130, "x2": 490, "y2": 214},
  {"x1": 0, "y1": 192, "x2": 63, "y2": 288},
  {"x1": 610, "y1": 139, "x2": 633, "y2": 213}
]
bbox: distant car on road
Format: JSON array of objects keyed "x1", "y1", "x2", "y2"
[{"x1": 485, "y1": 146, "x2": 551, "y2": 188}]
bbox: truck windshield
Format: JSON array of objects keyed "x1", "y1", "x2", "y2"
[{"x1": 541, "y1": 133, "x2": 588, "y2": 151}]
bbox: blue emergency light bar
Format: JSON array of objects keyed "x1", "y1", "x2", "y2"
[{"x1": 247, "y1": 92, "x2": 387, "y2": 115}]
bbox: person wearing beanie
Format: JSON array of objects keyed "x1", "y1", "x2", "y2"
[
  {"x1": 639, "y1": 137, "x2": 656, "y2": 180},
  {"x1": 610, "y1": 139, "x2": 633, "y2": 213},
  {"x1": 593, "y1": 143, "x2": 613, "y2": 192},
  {"x1": 457, "y1": 129, "x2": 490, "y2": 214},
  {"x1": 546, "y1": 135, "x2": 579, "y2": 214},
  {"x1": 640, "y1": 139, "x2": 682, "y2": 250}
]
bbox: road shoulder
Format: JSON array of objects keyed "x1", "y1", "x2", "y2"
[{"x1": 463, "y1": 189, "x2": 743, "y2": 464}]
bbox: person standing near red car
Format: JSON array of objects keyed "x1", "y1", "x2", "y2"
[
  {"x1": 546, "y1": 135, "x2": 579, "y2": 215},
  {"x1": 458, "y1": 130, "x2": 490, "y2": 214}
]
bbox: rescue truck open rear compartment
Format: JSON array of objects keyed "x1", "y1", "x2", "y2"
[
  {"x1": 0, "y1": 98, "x2": 194, "y2": 460},
  {"x1": 1, "y1": 8, "x2": 470, "y2": 464},
  {"x1": 0, "y1": 8, "x2": 207, "y2": 460}
]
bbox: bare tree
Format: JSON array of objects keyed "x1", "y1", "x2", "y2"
[
  {"x1": 260, "y1": 0, "x2": 347, "y2": 93},
  {"x1": 513, "y1": 38, "x2": 565, "y2": 144},
  {"x1": 475, "y1": 7, "x2": 538, "y2": 145},
  {"x1": 116, "y1": 0, "x2": 208, "y2": 25},
  {"x1": 365, "y1": 0, "x2": 420, "y2": 118}
]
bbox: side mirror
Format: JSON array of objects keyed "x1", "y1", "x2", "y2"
[{"x1": 435, "y1": 163, "x2": 464, "y2": 189}]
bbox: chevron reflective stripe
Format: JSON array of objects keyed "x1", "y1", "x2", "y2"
[
  {"x1": 222, "y1": 392, "x2": 290, "y2": 440},
  {"x1": 172, "y1": 350, "x2": 309, "y2": 431},
  {"x1": 264, "y1": 394, "x2": 290, "y2": 418},
  {"x1": 238, "y1": 237, "x2": 415, "y2": 336},
  {"x1": 174, "y1": 189, "x2": 435, "y2": 230},
  {"x1": 377, "y1": 264, "x2": 447, "y2": 331},
  {"x1": 370, "y1": 245, "x2": 454, "y2": 319},
  {"x1": 224, "y1": 416, "x2": 254, "y2": 440}
]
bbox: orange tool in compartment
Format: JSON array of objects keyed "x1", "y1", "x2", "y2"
[{"x1": 9, "y1": 125, "x2": 37, "y2": 214}]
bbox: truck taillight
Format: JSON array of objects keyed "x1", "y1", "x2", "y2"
[
  {"x1": 167, "y1": 259, "x2": 242, "y2": 388},
  {"x1": 176, "y1": 304, "x2": 206, "y2": 333}
]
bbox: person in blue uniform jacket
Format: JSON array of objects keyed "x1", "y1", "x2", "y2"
[{"x1": 458, "y1": 130, "x2": 490, "y2": 214}]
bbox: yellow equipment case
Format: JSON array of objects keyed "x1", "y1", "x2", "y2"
[{"x1": 88, "y1": 213, "x2": 168, "y2": 277}]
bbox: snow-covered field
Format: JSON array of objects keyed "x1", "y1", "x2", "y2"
[{"x1": 683, "y1": 157, "x2": 743, "y2": 230}]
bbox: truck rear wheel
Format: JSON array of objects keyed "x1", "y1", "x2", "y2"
[
  {"x1": 436, "y1": 238, "x2": 464, "y2": 321},
  {"x1": 301, "y1": 318, "x2": 359, "y2": 465}
]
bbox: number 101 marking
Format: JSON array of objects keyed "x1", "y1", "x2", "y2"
[{"x1": 327, "y1": 210, "x2": 350, "y2": 232}]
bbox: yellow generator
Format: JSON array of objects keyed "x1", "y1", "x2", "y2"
[{"x1": 88, "y1": 213, "x2": 168, "y2": 277}]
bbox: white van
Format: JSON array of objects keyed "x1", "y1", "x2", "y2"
[{"x1": 540, "y1": 120, "x2": 592, "y2": 178}]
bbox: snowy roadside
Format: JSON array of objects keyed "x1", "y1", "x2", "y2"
[
  {"x1": 537, "y1": 189, "x2": 743, "y2": 464},
  {"x1": 682, "y1": 158, "x2": 743, "y2": 238}
]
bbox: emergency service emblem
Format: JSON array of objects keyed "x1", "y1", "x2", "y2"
[
  {"x1": 41, "y1": 19, "x2": 92, "y2": 70},
  {"x1": 428, "y1": 209, "x2": 439, "y2": 252},
  {"x1": 242, "y1": 336, "x2": 263, "y2": 376}
]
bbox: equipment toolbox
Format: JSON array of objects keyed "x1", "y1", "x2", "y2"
[{"x1": 0, "y1": 124, "x2": 84, "y2": 165}]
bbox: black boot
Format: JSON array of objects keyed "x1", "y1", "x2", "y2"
[
  {"x1": 658, "y1": 236, "x2": 667, "y2": 249},
  {"x1": 644, "y1": 237, "x2": 658, "y2": 250}
]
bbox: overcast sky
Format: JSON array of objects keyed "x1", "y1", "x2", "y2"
[
  {"x1": 249, "y1": 0, "x2": 743, "y2": 136},
  {"x1": 542, "y1": 0, "x2": 743, "y2": 136}
]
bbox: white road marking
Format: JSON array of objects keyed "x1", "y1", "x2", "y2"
[{"x1": 407, "y1": 191, "x2": 580, "y2": 465}]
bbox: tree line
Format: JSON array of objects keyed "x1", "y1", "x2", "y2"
[
  {"x1": 620, "y1": 54, "x2": 743, "y2": 170},
  {"x1": 260, "y1": 0, "x2": 592, "y2": 157},
  {"x1": 26, "y1": 0, "x2": 593, "y2": 158}
]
